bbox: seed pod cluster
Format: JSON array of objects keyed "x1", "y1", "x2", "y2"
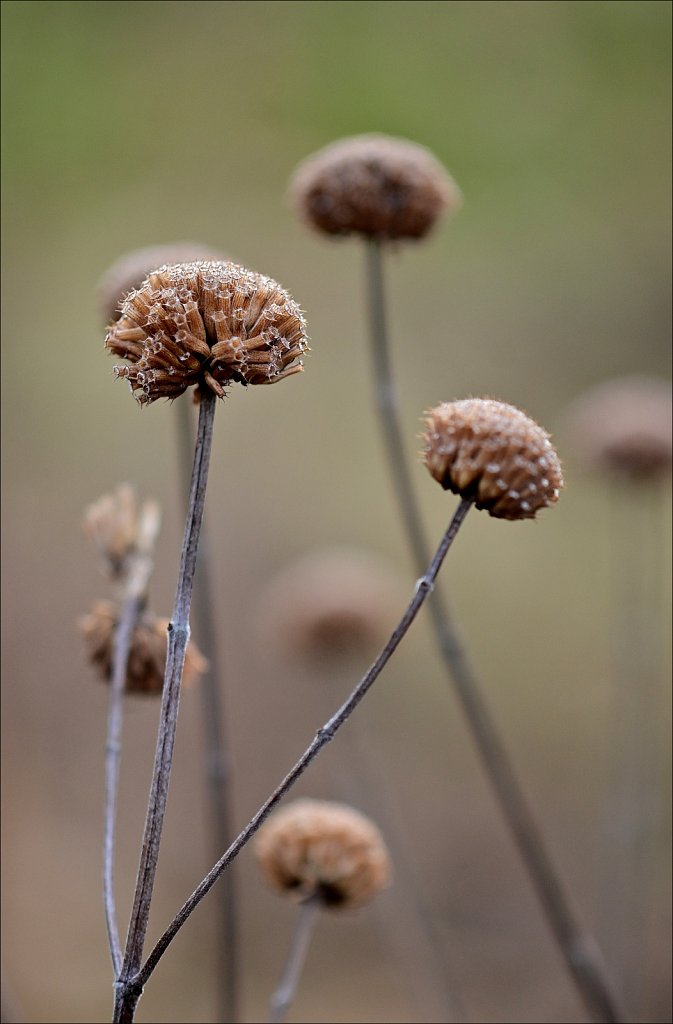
[
  {"x1": 290, "y1": 133, "x2": 461, "y2": 240},
  {"x1": 106, "y1": 260, "x2": 308, "y2": 404},
  {"x1": 255, "y1": 799, "x2": 391, "y2": 911},
  {"x1": 422, "y1": 398, "x2": 563, "y2": 520}
]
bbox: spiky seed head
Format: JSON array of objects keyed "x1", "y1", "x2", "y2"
[
  {"x1": 290, "y1": 134, "x2": 461, "y2": 240},
  {"x1": 79, "y1": 600, "x2": 208, "y2": 695},
  {"x1": 422, "y1": 398, "x2": 563, "y2": 520},
  {"x1": 105, "y1": 260, "x2": 309, "y2": 404},
  {"x1": 97, "y1": 243, "x2": 229, "y2": 323},
  {"x1": 255, "y1": 799, "x2": 392, "y2": 911},
  {"x1": 256, "y1": 548, "x2": 402, "y2": 668},
  {"x1": 564, "y1": 375, "x2": 672, "y2": 479}
]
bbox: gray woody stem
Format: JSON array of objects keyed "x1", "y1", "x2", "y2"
[
  {"x1": 267, "y1": 896, "x2": 321, "y2": 1024},
  {"x1": 175, "y1": 398, "x2": 239, "y2": 1024},
  {"x1": 104, "y1": 501, "x2": 161, "y2": 975},
  {"x1": 113, "y1": 392, "x2": 217, "y2": 1024},
  {"x1": 364, "y1": 237, "x2": 623, "y2": 1024},
  {"x1": 130, "y1": 497, "x2": 473, "y2": 994}
]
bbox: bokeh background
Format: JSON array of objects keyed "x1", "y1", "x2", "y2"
[{"x1": 1, "y1": 2, "x2": 671, "y2": 1022}]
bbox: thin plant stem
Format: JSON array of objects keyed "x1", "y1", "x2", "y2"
[
  {"x1": 601, "y1": 480, "x2": 663, "y2": 1016},
  {"x1": 103, "y1": 500, "x2": 161, "y2": 975},
  {"x1": 174, "y1": 398, "x2": 239, "y2": 1024},
  {"x1": 130, "y1": 497, "x2": 473, "y2": 995},
  {"x1": 267, "y1": 896, "x2": 321, "y2": 1024},
  {"x1": 113, "y1": 392, "x2": 218, "y2": 1024},
  {"x1": 364, "y1": 237, "x2": 624, "y2": 1024}
]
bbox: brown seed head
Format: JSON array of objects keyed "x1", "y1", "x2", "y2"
[
  {"x1": 564, "y1": 375, "x2": 672, "y2": 480},
  {"x1": 97, "y1": 243, "x2": 229, "y2": 323},
  {"x1": 79, "y1": 600, "x2": 208, "y2": 696},
  {"x1": 422, "y1": 398, "x2": 563, "y2": 520},
  {"x1": 257, "y1": 548, "x2": 402, "y2": 668},
  {"x1": 255, "y1": 799, "x2": 392, "y2": 911},
  {"x1": 290, "y1": 134, "x2": 461, "y2": 240},
  {"x1": 82, "y1": 483, "x2": 140, "y2": 579},
  {"x1": 105, "y1": 260, "x2": 309, "y2": 404}
]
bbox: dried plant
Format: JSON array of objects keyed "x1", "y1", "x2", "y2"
[
  {"x1": 106, "y1": 260, "x2": 307, "y2": 403},
  {"x1": 564, "y1": 375, "x2": 672, "y2": 1015},
  {"x1": 104, "y1": 260, "x2": 308, "y2": 1024},
  {"x1": 256, "y1": 800, "x2": 392, "y2": 1023},
  {"x1": 79, "y1": 600, "x2": 208, "y2": 695},
  {"x1": 290, "y1": 133, "x2": 461, "y2": 240},
  {"x1": 291, "y1": 134, "x2": 622, "y2": 1024},
  {"x1": 113, "y1": 400, "x2": 573, "y2": 1024},
  {"x1": 256, "y1": 547, "x2": 402, "y2": 670}
]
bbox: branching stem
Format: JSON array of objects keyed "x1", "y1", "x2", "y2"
[
  {"x1": 364, "y1": 237, "x2": 623, "y2": 1024},
  {"x1": 127, "y1": 498, "x2": 472, "y2": 995}
]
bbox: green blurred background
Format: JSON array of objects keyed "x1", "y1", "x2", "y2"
[{"x1": 1, "y1": 2, "x2": 671, "y2": 1022}]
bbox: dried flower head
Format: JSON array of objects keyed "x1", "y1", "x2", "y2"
[
  {"x1": 79, "y1": 600, "x2": 208, "y2": 695},
  {"x1": 564, "y1": 375, "x2": 672, "y2": 479},
  {"x1": 290, "y1": 134, "x2": 461, "y2": 240},
  {"x1": 105, "y1": 260, "x2": 309, "y2": 404},
  {"x1": 97, "y1": 243, "x2": 228, "y2": 324},
  {"x1": 255, "y1": 799, "x2": 391, "y2": 911},
  {"x1": 422, "y1": 398, "x2": 563, "y2": 520},
  {"x1": 82, "y1": 483, "x2": 140, "y2": 579},
  {"x1": 257, "y1": 548, "x2": 402, "y2": 667}
]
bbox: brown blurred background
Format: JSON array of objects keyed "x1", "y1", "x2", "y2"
[{"x1": 1, "y1": 2, "x2": 671, "y2": 1022}]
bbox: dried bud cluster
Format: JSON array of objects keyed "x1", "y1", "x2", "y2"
[
  {"x1": 564, "y1": 375, "x2": 672, "y2": 479},
  {"x1": 422, "y1": 399, "x2": 563, "y2": 520},
  {"x1": 79, "y1": 600, "x2": 208, "y2": 695},
  {"x1": 290, "y1": 134, "x2": 461, "y2": 240},
  {"x1": 105, "y1": 260, "x2": 308, "y2": 404},
  {"x1": 255, "y1": 799, "x2": 391, "y2": 911},
  {"x1": 257, "y1": 548, "x2": 402, "y2": 667},
  {"x1": 97, "y1": 242, "x2": 228, "y2": 323},
  {"x1": 82, "y1": 483, "x2": 139, "y2": 579}
]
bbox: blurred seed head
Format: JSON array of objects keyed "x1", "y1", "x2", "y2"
[
  {"x1": 563, "y1": 375, "x2": 672, "y2": 480},
  {"x1": 255, "y1": 799, "x2": 392, "y2": 911},
  {"x1": 79, "y1": 600, "x2": 208, "y2": 696},
  {"x1": 256, "y1": 548, "x2": 403, "y2": 669},
  {"x1": 97, "y1": 242, "x2": 228, "y2": 324},
  {"x1": 82, "y1": 483, "x2": 140, "y2": 580},
  {"x1": 290, "y1": 134, "x2": 461, "y2": 241},
  {"x1": 422, "y1": 398, "x2": 563, "y2": 520},
  {"x1": 105, "y1": 260, "x2": 308, "y2": 404}
]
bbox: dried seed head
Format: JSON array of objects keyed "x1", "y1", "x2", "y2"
[
  {"x1": 97, "y1": 243, "x2": 228, "y2": 323},
  {"x1": 290, "y1": 134, "x2": 461, "y2": 240},
  {"x1": 105, "y1": 260, "x2": 309, "y2": 404},
  {"x1": 82, "y1": 483, "x2": 140, "y2": 579},
  {"x1": 564, "y1": 375, "x2": 672, "y2": 479},
  {"x1": 422, "y1": 399, "x2": 563, "y2": 520},
  {"x1": 79, "y1": 600, "x2": 208, "y2": 696},
  {"x1": 256, "y1": 548, "x2": 402, "y2": 668},
  {"x1": 255, "y1": 799, "x2": 392, "y2": 911}
]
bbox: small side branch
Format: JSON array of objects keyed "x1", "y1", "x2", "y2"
[
  {"x1": 103, "y1": 501, "x2": 161, "y2": 975},
  {"x1": 131, "y1": 499, "x2": 473, "y2": 991}
]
